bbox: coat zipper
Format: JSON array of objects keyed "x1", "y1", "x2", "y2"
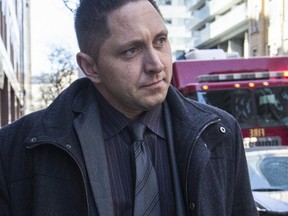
[
  {"x1": 184, "y1": 118, "x2": 221, "y2": 214},
  {"x1": 27, "y1": 142, "x2": 90, "y2": 216}
]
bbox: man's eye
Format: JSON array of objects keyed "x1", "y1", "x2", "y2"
[
  {"x1": 155, "y1": 36, "x2": 167, "y2": 47},
  {"x1": 123, "y1": 47, "x2": 138, "y2": 57},
  {"x1": 127, "y1": 47, "x2": 137, "y2": 54}
]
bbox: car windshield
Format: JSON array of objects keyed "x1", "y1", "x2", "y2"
[
  {"x1": 247, "y1": 154, "x2": 288, "y2": 191},
  {"x1": 188, "y1": 86, "x2": 288, "y2": 128}
]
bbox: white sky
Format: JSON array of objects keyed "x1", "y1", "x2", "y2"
[{"x1": 30, "y1": 0, "x2": 78, "y2": 75}]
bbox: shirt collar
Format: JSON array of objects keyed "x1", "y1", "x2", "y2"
[
  {"x1": 95, "y1": 89, "x2": 165, "y2": 139},
  {"x1": 95, "y1": 89, "x2": 129, "y2": 139},
  {"x1": 138, "y1": 105, "x2": 166, "y2": 139}
]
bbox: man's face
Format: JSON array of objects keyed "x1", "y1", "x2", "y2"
[{"x1": 93, "y1": 0, "x2": 172, "y2": 119}]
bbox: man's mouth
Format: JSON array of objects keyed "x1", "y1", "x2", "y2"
[{"x1": 144, "y1": 79, "x2": 164, "y2": 87}]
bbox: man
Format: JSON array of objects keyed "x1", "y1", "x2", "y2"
[{"x1": 0, "y1": 0, "x2": 258, "y2": 215}]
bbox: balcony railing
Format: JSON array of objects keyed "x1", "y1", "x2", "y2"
[
  {"x1": 186, "y1": 0, "x2": 244, "y2": 30},
  {"x1": 192, "y1": 3, "x2": 247, "y2": 47}
]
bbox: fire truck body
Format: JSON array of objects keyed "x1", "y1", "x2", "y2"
[{"x1": 172, "y1": 52, "x2": 288, "y2": 147}]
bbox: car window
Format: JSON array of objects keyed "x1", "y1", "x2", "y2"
[
  {"x1": 259, "y1": 157, "x2": 288, "y2": 189},
  {"x1": 247, "y1": 155, "x2": 288, "y2": 191}
]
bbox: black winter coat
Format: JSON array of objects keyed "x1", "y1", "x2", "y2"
[{"x1": 0, "y1": 78, "x2": 258, "y2": 216}]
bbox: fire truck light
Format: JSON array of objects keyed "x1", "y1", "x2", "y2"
[
  {"x1": 197, "y1": 70, "x2": 288, "y2": 83},
  {"x1": 249, "y1": 83, "x2": 255, "y2": 88},
  {"x1": 202, "y1": 85, "x2": 209, "y2": 90},
  {"x1": 234, "y1": 84, "x2": 240, "y2": 88},
  {"x1": 263, "y1": 82, "x2": 269, "y2": 86}
]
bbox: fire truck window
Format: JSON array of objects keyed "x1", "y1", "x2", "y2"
[
  {"x1": 189, "y1": 89, "x2": 254, "y2": 127},
  {"x1": 255, "y1": 87, "x2": 288, "y2": 127}
]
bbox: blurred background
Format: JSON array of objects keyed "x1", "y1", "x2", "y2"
[{"x1": 0, "y1": 0, "x2": 288, "y2": 125}]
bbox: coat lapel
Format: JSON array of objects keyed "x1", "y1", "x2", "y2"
[
  {"x1": 73, "y1": 85, "x2": 114, "y2": 216},
  {"x1": 163, "y1": 101, "x2": 187, "y2": 216},
  {"x1": 164, "y1": 86, "x2": 220, "y2": 206}
]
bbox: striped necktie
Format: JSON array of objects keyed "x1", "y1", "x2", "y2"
[{"x1": 128, "y1": 121, "x2": 161, "y2": 216}]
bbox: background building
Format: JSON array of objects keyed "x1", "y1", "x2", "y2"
[
  {"x1": 155, "y1": 0, "x2": 191, "y2": 59},
  {"x1": 0, "y1": 0, "x2": 31, "y2": 126},
  {"x1": 184, "y1": 0, "x2": 288, "y2": 57}
]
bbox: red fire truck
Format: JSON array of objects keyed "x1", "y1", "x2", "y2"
[{"x1": 172, "y1": 49, "x2": 288, "y2": 147}]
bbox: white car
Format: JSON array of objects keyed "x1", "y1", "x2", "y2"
[{"x1": 246, "y1": 146, "x2": 288, "y2": 215}]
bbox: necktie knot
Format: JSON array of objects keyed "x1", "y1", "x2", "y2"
[{"x1": 128, "y1": 121, "x2": 146, "y2": 142}]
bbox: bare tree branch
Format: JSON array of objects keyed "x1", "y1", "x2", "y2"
[
  {"x1": 63, "y1": 0, "x2": 79, "y2": 13},
  {"x1": 33, "y1": 47, "x2": 78, "y2": 110}
]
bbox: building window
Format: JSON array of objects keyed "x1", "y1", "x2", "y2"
[
  {"x1": 157, "y1": 0, "x2": 171, "y2": 5},
  {"x1": 165, "y1": 19, "x2": 172, "y2": 24},
  {"x1": 252, "y1": 48, "x2": 257, "y2": 56}
]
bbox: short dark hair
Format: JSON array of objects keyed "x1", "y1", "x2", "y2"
[{"x1": 74, "y1": 0, "x2": 162, "y2": 61}]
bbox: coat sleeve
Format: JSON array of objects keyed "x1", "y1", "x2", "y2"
[{"x1": 231, "y1": 121, "x2": 258, "y2": 215}]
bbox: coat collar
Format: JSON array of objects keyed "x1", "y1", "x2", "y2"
[
  {"x1": 165, "y1": 85, "x2": 232, "y2": 153},
  {"x1": 166, "y1": 85, "x2": 220, "y2": 134},
  {"x1": 25, "y1": 78, "x2": 92, "y2": 147}
]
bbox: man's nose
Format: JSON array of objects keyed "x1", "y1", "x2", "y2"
[{"x1": 143, "y1": 48, "x2": 164, "y2": 74}]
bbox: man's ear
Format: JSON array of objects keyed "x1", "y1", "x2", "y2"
[{"x1": 76, "y1": 52, "x2": 100, "y2": 83}]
